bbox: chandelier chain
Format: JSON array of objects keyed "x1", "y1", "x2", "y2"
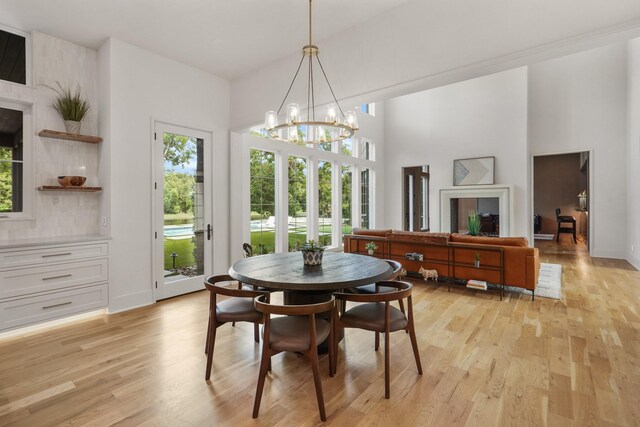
[
  {"x1": 276, "y1": 54, "x2": 306, "y2": 116},
  {"x1": 316, "y1": 54, "x2": 347, "y2": 119}
]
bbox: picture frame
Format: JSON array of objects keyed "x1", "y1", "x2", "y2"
[{"x1": 453, "y1": 156, "x2": 495, "y2": 186}]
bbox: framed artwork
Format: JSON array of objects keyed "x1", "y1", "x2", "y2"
[{"x1": 453, "y1": 156, "x2": 495, "y2": 186}]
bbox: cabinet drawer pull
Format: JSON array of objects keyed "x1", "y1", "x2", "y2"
[
  {"x1": 42, "y1": 252, "x2": 72, "y2": 258},
  {"x1": 42, "y1": 274, "x2": 72, "y2": 281},
  {"x1": 42, "y1": 301, "x2": 72, "y2": 310}
]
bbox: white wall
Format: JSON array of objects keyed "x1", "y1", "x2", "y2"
[
  {"x1": 383, "y1": 68, "x2": 529, "y2": 238},
  {"x1": 528, "y1": 43, "x2": 628, "y2": 259},
  {"x1": 0, "y1": 31, "x2": 100, "y2": 240},
  {"x1": 99, "y1": 38, "x2": 230, "y2": 313},
  {"x1": 627, "y1": 38, "x2": 640, "y2": 269},
  {"x1": 230, "y1": 0, "x2": 640, "y2": 130}
]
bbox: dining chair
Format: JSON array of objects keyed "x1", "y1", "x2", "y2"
[
  {"x1": 203, "y1": 275, "x2": 268, "y2": 381},
  {"x1": 332, "y1": 280, "x2": 422, "y2": 399},
  {"x1": 345, "y1": 259, "x2": 405, "y2": 316},
  {"x1": 252, "y1": 294, "x2": 335, "y2": 421}
]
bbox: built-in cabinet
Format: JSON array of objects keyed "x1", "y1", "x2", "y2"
[{"x1": 0, "y1": 238, "x2": 109, "y2": 331}]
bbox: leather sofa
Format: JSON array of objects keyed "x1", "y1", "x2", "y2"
[{"x1": 343, "y1": 229, "x2": 540, "y2": 294}]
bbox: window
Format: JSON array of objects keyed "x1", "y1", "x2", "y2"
[
  {"x1": 318, "y1": 160, "x2": 333, "y2": 247},
  {"x1": 0, "y1": 26, "x2": 28, "y2": 85},
  {"x1": 0, "y1": 104, "x2": 28, "y2": 216},
  {"x1": 361, "y1": 168, "x2": 371, "y2": 229},
  {"x1": 359, "y1": 103, "x2": 375, "y2": 117},
  {"x1": 341, "y1": 138, "x2": 353, "y2": 157},
  {"x1": 341, "y1": 164, "x2": 352, "y2": 237},
  {"x1": 288, "y1": 156, "x2": 307, "y2": 251},
  {"x1": 250, "y1": 149, "x2": 276, "y2": 254},
  {"x1": 359, "y1": 139, "x2": 374, "y2": 160}
]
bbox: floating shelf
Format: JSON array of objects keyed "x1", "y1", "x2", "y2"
[
  {"x1": 38, "y1": 129, "x2": 102, "y2": 144},
  {"x1": 37, "y1": 186, "x2": 102, "y2": 192}
]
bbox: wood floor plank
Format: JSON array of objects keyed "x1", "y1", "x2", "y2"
[{"x1": 0, "y1": 240, "x2": 639, "y2": 426}]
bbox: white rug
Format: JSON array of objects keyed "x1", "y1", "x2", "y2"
[
  {"x1": 534, "y1": 234, "x2": 555, "y2": 241},
  {"x1": 504, "y1": 263, "x2": 562, "y2": 299}
]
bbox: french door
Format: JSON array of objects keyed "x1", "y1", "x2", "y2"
[{"x1": 153, "y1": 122, "x2": 213, "y2": 300}]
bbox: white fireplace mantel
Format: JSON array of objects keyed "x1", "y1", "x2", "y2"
[{"x1": 440, "y1": 185, "x2": 513, "y2": 236}]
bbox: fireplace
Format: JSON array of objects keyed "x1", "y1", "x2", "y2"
[{"x1": 439, "y1": 185, "x2": 513, "y2": 236}]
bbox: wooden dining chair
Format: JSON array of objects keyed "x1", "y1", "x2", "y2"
[
  {"x1": 345, "y1": 259, "x2": 405, "y2": 316},
  {"x1": 252, "y1": 294, "x2": 335, "y2": 421},
  {"x1": 203, "y1": 275, "x2": 268, "y2": 381},
  {"x1": 332, "y1": 280, "x2": 422, "y2": 399}
]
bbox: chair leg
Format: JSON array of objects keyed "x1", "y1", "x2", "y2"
[
  {"x1": 205, "y1": 314, "x2": 211, "y2": 355},
  {"x1": 252, "y1": 347, "x2": 271, "y2": 418},
  {"x1": 205, "y1": 323, "x2": 217, "y2": 380},
  {"x1": 375, "y1": 332, "x2": 380, "y2": 351},
  {"x1": 254, "y1": 322, "x2": 260, "y2": 343},
  {"x1": 309, "y1": 347, "x2": 327, "y2": 421},
  {"x1": 384, "y1": 332, "x2": 390, "y2": 399},
  {"x1": 407, "y1": 323, "x2": 423, "y2": 375}
]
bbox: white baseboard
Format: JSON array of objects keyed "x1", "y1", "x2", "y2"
[
  {"x1": 108, "y1": 289, "x2": 154, "y2": 314},
  {"x1": 626, "y1": 252, "x2": 640, "y2": 271},
  {"x1": 0, "y1": 309, "x2": 107, "y2": 341},
  {"x1": 591, "y1": 249, "x2": 626, "y2": 259}
]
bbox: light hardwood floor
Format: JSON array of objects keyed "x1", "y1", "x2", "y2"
[{"x1": 1, "y1": 243, "x2": 639, "y2": 426}]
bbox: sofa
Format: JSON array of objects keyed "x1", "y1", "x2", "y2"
[{"x1": 343, "y1": 229, "x2": 540, "y2": 296}]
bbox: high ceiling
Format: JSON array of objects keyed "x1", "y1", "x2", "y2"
[{"x1": 0, "y1": 0, "x2": 411, "y2": 80}]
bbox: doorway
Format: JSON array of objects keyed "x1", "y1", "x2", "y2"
[
  {"x1": 153, "y1": 122, "x2": 213, "y2": 300},
  {"x1": 533, "y1": 151, "x2": 590, "y2": 254}
]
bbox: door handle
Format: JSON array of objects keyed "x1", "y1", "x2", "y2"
[{"x1": 206, "y1": 224, "x2": 212, "y2": 241}]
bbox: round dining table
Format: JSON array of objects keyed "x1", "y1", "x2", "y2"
[
  {"x1": 229, "y1": 251, "x2": 393, "y2": 292},
  {"x1": 229, "y1": 251, "x2": 394, "y2": 353}
]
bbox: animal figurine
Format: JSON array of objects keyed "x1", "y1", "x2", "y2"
[
  {"x1": 419, "y1": 267, "x2": 438, "y2": 282},
  {"x1": 396, "y1": 268, "x2": 408, "y2": 280}
]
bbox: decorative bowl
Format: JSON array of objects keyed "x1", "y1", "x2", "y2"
[{"x1": 57, "y1": 176, "x2": 86, "y2": 187}]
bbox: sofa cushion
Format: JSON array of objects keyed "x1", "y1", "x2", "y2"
[
  {"x1": 352, "y1": 228, "x2": 392, "y2": 237},
  {"x1": 450, "y1": 233, "x2": 528, "y2": 247},
  {"x1": 389, "y1": 231, "x2": 450, "y2": 245}
]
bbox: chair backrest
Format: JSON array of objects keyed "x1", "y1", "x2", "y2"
[
  {"x1": 242, "y1": 243, "x2": 253, "y2": 258},
  {"x1": 254, "y1": 294, "x2": 335, "y2": 316},
  {"x1": 555, "y1": 208, "x2": 561, "y2": 221},
  {"x1": 204, "y1": 274, "x2": 266, "y2": 299},
  {"x1": 385, "y1": 259, "x2": 403, "y2": 280},
  {"x1": 334, "y1": 280, "x2": 413, "y2": 303}
]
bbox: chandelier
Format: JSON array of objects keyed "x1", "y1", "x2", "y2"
[{"x1": 263, "y1": 0, "x2": 358, "y2": 144}]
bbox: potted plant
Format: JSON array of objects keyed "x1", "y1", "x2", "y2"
[
  {"x1": 474, "y1": 253, "x2": 481, "y2": 268},
  {"x1": 365, "y1": 241, "x2": 378, "y2": 255},
  {"x1": 467, "y1": 210, "x2": 481, "y2": 236},
  {"x1": 300, "y1": 239, "x2": 325, "y2": 265},
  {"x1": 49, "y1": 82, "x2": 90, "y2": 134}
]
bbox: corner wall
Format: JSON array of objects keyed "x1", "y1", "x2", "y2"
[
  {"x1": 99, "y1": 38, "x2": 230, "y2": 313},
  {"x1": 528, "y1": 43, "x2": 628, "y2": 259},
  {"x1": 627, "y1": 38, "x2": 640, "y2": 269}
]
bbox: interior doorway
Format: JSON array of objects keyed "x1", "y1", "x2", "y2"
[
  {"x1": 533, "y1": 151, "x2": 590, "y2": 254},
  {"x1": 153, "y1": 122, "x2": 213, "y2": 300}
]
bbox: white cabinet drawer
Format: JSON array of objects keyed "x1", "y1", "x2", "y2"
[
  {"x1": 0, "y1": 284, "x2": 107, "y2": 330},
  {"x1": 0, "y1": 259, "x2": 108, "y2": 299},
  {"x1": 0, "y1": 243, "x2": 108, "y2": 269}
]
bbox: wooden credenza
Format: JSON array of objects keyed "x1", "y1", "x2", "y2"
[{"x1": 0, "y1": 237, "x2": 109, "y2": 332}]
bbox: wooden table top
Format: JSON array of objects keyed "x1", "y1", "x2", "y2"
[{"x1": 229, "y1": 252, "x2": 393, "y2": 291}]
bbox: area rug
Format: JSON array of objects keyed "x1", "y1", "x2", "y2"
[
  {"x1": 504, "y1": 263, "x2": 562, "y2": 299},
  {"x1": 534, "y1": 233, "x2": 555, "y2": 241}
]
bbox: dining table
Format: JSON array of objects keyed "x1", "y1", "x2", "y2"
[
  {"x1": 229, "y1": 251, "x2": 393, "y2": 293},
  {"x1": 229, "y1": 251, "x2": 394, "y2": 352}
]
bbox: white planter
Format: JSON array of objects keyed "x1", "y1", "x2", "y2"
[
  {"x1": 302, "y1": 249, "x2": 324, "y2": 265},
  {"x1": 64, "y1": 120, "x2": 81, "y2": 134},
  {"x1": 368, "y1": 249, "x2": 374, "y2": 255}
]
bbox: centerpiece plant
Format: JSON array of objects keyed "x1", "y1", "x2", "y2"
[{"x1": 301, "y1": 240, "x2": 325, "y2": 265}]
